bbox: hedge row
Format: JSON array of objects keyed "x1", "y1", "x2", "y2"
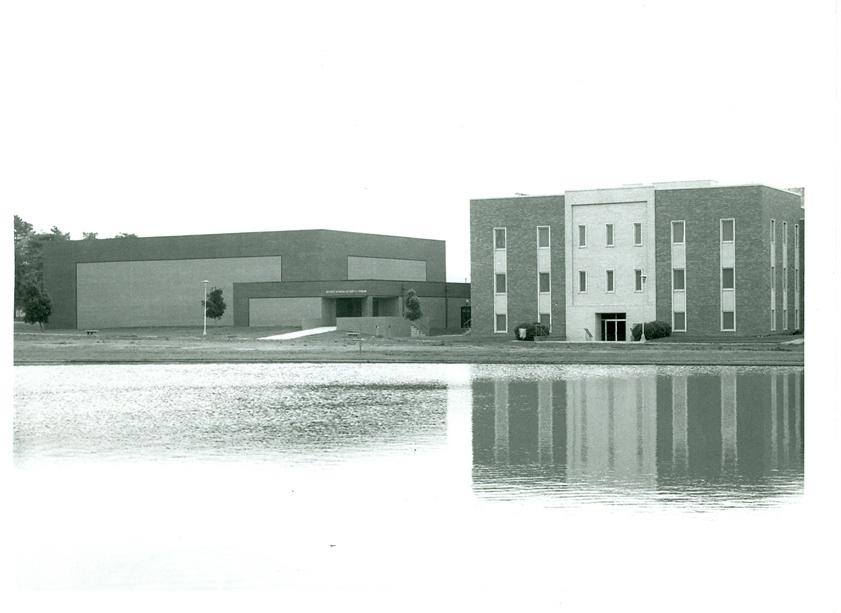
[
  {"x1": 631, "y1": 320, "x2": 672, "y2": 341},
  {"x1": 513, "y1": 322, "x2": 550, "y2": 341}
]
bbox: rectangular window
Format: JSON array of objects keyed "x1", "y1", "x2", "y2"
[
  {"x1": 539, "y1": 272, "x2": 550, "y2": 293},
  {"x1": 771, "y1": 308, "x2": 776, "y2": 331},
  {"x1": 784, "y1": 308, "x2": 788, "y2": 331},
  {"x1": 539, "y1": 313, "x2": 551, "y2": 329},
  {"x1": 672, "y1": 220, "x2": 685, "y2": 244},
  {"x1": 633, "y1": 222, "x2": 643, "y2": 246},
  {"x1": 783, "y1": 221, "x2": 788, "y2": 245},
  {"x1": 795, "y1": 274, "x2": 799, "y2": 292},
  {"x1": 578, "y1": 225, "x2": 587, "y2": 247},
  {"x1": 770, "y1": 219, "x2": 776, "y2": 242},
  {"x1": 795, "y1": 224, "x2": 799, "y2": 259},
  {"x1": 771, "y1": 266, "x2": 775, "y2": 290},
  {"x1": 578, "y1": 270, "x2": 587, "y2": 293},
  {"x1": 495, "y1": 314, "x2": 507, "y2": 333},
  {"x1": 721, "y1": 219, "x2": 735, "y2": 242},
  {"x1": 722, "y1": 267, "x2": 735, "y2": 290},
  {"x1": 673, "y1": 311, "x2": 686, "y2": 332},
  {"x1": 722, "y1": 311, "x2": 735, "y2": 331},
  {"x1": 494, "y1": 228, "x2": 506, "y2": 249},
  {"x1": 634, "y1": 269, "x2": 643, "y2": 292},
  {"x1": 606, "y1": 269, "x2": 614, "y2": 293},
  {"x1": 673, "y1": 269, "x2": 685, "y2": 291},
  {"x1": 537, "y1": 226, "x2": 550, "y2": 248},
  {"x1": 605, "y1": 224, "x2": 614, "y2": 247},
  {"x1": 495, "y1": 273, "x2": 506, "y2": 294}
]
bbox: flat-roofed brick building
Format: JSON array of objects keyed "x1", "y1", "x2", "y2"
[
  {"x1": 43, "y1": 229, "x2": 469, "y2": 333},
  {"x1": 470, "y1": 181, "x2": 804, "y2": 339}
]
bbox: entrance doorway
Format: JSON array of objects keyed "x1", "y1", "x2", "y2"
[
  {"x1": 598, "y1": 312, "x2": 627, "y2": 341},
  {"x1": 460, "y1": 306, "x2": 471, "y2": 328},
  {"x1": 335, "y1": 298, "x2": 364, "y2": 318}
]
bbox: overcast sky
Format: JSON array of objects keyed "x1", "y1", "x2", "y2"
[{"x1": 3, "y1": 0, "x2": 837, "y2": 284}]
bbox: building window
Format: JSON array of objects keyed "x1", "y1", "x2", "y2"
[
  {"x1": 673, "y1": 311, "x2": 686, "y2": 332},
  {"x1": 795, "y1": 273, "x2": 799, "y2": 293},
  {"x1": 633, "y1": 222, "x2": 643, "y2": 246},
  {"x1": 634, "y1": 269, "x2": 643, "y2": 292},
  {"x1": 494, "y1": 228, "x2": 506, "y2": 249},
  {"x1": 606, "y1": 269, "x2": 614, "y2": 293},
  {"x1": 721, "y1": 219, "x2": 735, "y2": 243},
  {"x1": 770, "y1": 219, "x2": 776, "y2": 243},
  {"x1": 495, "y1": 273, "x2": 507, "y2": 294},
  {"x1": 539, "y1": 272, "x2": 550, "y2": 293},
  {"x1": 578, "y1": 225, "x2": 587, "y2": 247},
  {"x1": 771, "y1": 308, "x2": 776, "y2": 331},
  {"x1": 605, "y1": 224, "x2": 614, "y2": 247},
  {"x1": 672, "y1": 220, "x2": 685, "y2": 244},
  {"x1": 673, "y1": 269, "x2": 685, "y2": 291},
  {"x1": 770, "y1": 266, "x2": 775, "y2": 290},
  {"x1": 539, "y1": 313, "x2": 551, "y2": 330},
  {"x1": 579, "y1": 270, "x2": 587, "y2": 293},
  {"x1": 722, "y1": 311, "x2": 735, "y2": 331},
  {"x1": 722, "y1": 267, "x2": 735, "y2": 290},
  {"x1": 495, "y1": 313, "x2": 507, "y2": 333},
  {"x1": 537, "y1": 226, "x2": 550, "y2": 248},
  {"x1": 783, "y1": 221, "x2": 788, "y2": 246},
  {"x1": 784, "y1": 308, "x2": 788, "y2": 331}
]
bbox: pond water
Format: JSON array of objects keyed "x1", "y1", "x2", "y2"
[{"x1": 12, "y1": 363, "x2": 808, "y2": 606}]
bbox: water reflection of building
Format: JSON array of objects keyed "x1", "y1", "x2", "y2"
[{"x1": 472, "y1": 369, "x2": 804, "y2": 497}]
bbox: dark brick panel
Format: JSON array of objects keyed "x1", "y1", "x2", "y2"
[{"x1": 470, "y1": 196, "x2": 566, "y2": 337}]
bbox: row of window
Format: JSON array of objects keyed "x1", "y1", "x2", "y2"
[
  {"x1": 670, "y1": 219, "x2": 734, "y2": 244},
  {"x1": 494, "y1": 272, "x2": 551, "y2": 294},
  {"x1": 575, "y1": 269, "x2": 647, "y2": 293},
  {"x1": 494, "y1": 226, "x2": 551, "y2": 250},
  {"x1": 576, "y1": 223, "x2": 643, "y2": 248}
]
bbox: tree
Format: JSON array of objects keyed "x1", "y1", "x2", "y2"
[
  {"x1": 113, "y1": 232, "x2": 138, "y2": 238},
  {"x1": 82, "y1": 232, "x2": 99, "y2": 240},
  {"x1": 203, "y1": 287, "x2": 226, "y2": 321},
  {"x1": 21, "y1": 283, "x2": 52, "y2": 330},
  {"x1": 404, "y1": 289, "x2": 423, "y2": 322}
]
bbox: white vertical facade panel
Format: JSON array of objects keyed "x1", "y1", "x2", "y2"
[
  {"x1": 493, "y1": 228, "x2": 507, "y2": 332},
  {"x1": 720, "y1": 242, "x2": 735, "y2": 267},
  {"x1": 672, "y1": 243, "x2": 686, "y2": 269},
  {"x1": 671, "y1": 220, "x2": 687, "y2": 331},
  {"x1": 721, "y1": 290, "x2": 736, "y2": 311},
  {"x1": 537, "y1": 226, "x2": 551, "y2": 328}
]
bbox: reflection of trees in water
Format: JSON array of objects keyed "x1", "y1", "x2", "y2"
[{"x1": 471, "y1": 369, "x2": 804, "y2": 505}]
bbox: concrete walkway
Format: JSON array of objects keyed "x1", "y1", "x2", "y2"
[{"x1": 258, "y1": 326, "x2": 337, "y2": 341}]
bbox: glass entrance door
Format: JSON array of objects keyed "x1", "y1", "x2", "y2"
[{"x1": 599, "y1": 313, "x2": 627, "y2": 341}]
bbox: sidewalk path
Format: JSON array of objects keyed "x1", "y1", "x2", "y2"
[{"x1": 258, "y1": 326, "x2": 337, "y2": 341}]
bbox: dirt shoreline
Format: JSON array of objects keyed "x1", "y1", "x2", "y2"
[{"x1": 13, "y1": 327, "x2": 805, "y2": 367}]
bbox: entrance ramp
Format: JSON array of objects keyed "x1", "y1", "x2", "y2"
[{"x1": 259, "y1": 326, "x2": 337, "y2": 341}]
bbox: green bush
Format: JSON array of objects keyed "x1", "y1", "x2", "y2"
[
  {"x1": 631, "y1": 320, "x2": 672, "y2": 341},
  {"x1": 513, "y1": 322, "x2": 550, "y2": 341}
]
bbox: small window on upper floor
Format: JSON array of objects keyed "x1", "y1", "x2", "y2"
[
  {"x1": 605, "y1": 224, "x2": 614, "y2": 247},
  {"x1": 606, "y1": 269, "x2": 614, "y2": 293},
  {"x1": 672, "y1": 221, "x2": 685, "y2": 244},
  {"x1": 633, "y1": 222, "x2": 643, "y2": 246},
  {"x1": 578, "y1": 270, "x2": 587, "y2": 293},
  {"x1": 673, "y1": 269, "x2": 685, "y2": 291},
  {"x1": 722, "y1": 267, "x2": 735, "y2": 290},
  {"x1": 495, "y1": 273, "x2": 507, "y2": 294},
  {"x1": 721, "y1": 219, "x2": 735, "y2": 243},
  {"x1": 634, "y1": 269, "x2": 643, "y2": 292},
  {"x1": 539, "y1": 272, "x2": 550, "y2": 293},
  {"x1": 770, "y1": 219, "x2": 776, "y2": 243},
  {"x1": 578, "y1": 225, "x2": 587, "y2": 248},
  {"x1": 494, "y1": 228, "x2": 506, "y2": 249},
  {"x1": 537, "y1": 226, "x2": 550, "y2": 248}
]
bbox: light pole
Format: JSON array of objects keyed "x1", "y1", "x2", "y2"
[
  {"x1": 202, "y1": 279, "x2": 209, "y2": 336},
  {"x1": 640, "y1": 273, "x2": 647, "y2": 342}
]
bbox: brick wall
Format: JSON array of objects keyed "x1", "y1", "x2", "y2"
[
  {"x1": 655, "y1": 186, "x2": 803, "y2": 337},
  {"x1": 470, "y1": 196, "x2": 565, "y2": 337},
  {"x1": 42, "y1": 229, "x2": 447, "y2": 329}
]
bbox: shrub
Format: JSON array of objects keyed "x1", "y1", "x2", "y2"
[
  {"x1": 513, "y1": 322, "x2": 550, "y2": 341},
  {"x1": 631, "y1": 320, "x2": 672, "y2": 341},
  {"x1": 404, "y1": 289, "x2": 423, "y2": 322}
]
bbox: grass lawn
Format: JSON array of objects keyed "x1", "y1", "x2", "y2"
[{"x1": 13, "y1": 322, "x2": 804, "y2": 366}]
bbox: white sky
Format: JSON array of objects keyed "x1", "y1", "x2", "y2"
[
  {"x1": 2, "y1": 0, "x2": 837, "y2": 283},
  {"x1": 2, "y1": 2, "x2": 840, "y2": 609}
]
